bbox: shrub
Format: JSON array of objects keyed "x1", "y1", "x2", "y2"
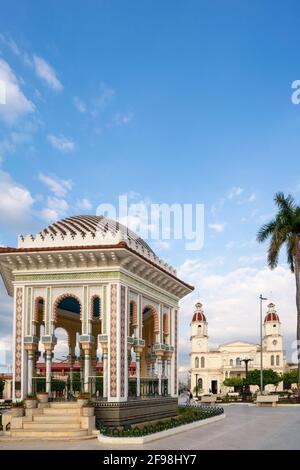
[{"x1": 96, "y1": 405, "x2": 224, "y2": 437}]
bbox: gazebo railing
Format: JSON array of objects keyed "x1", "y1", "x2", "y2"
[{"x1": 132, "y1": 377, "x2": 169, "y2": 398}]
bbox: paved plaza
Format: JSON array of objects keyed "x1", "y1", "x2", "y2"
[{"x1": 0, "y1": 405, "x2": 299, "y2": 450}]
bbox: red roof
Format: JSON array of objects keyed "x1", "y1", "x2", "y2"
[
  {"x1": 192, "y1": 311, "x2": 207, "y2": 322},
  {"x1": 264, "y1": 312, "x2": 280, "y2": 322}
]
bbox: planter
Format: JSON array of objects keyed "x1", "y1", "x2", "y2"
[
  {"x1": 77, "y1": 398, "x2": 89, "y2": 406},
  {"x1": 36, "y1": 392, "x2": 48, "y2": 403},
  {"x1": 11, "y1": 407, "x2": 24, "y2": 417},
  {"x1": 82, "y1": 406, "x2": 94, "y2": 417},
  {"x1": 25, "y1": 399, "x2": 37, "y2": 409}
]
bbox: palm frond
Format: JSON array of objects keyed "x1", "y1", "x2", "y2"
[
  {"x1": 274, "y1": 192, "x2": 296, "y2": 213},
  {"x1": 267, "y1": 227, "x2": 288, "y2": 269},
  {"x1": 257, "y1": 220, "x2": 276, "y2": 243}
]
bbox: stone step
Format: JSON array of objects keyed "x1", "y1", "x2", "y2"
[
  {"x1": 11, "y1": 429, "x2": 88, "y2": 438},
  {"x1": 49, "y1": 402, "x2": 82, "y2": 409},
  {"x1": 23, "y1": 422, "x2": 81, "y2": 430},
  {"x1": 33, "y1": 415, "x2": 80, "y2": 423},
  {"x1": 43, "y1": 408, "x2": 81, "y2": 416}
]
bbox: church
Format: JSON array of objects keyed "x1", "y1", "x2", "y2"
[{"x1": 190, "y1": 302, "x2": 286, "y2": 395}]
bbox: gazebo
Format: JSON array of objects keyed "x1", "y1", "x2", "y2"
[{"x1": 0, "y1": 215, "x2": 193, "y2": 424}]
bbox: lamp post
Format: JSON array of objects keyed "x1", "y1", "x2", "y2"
[
  {"x1": 195, "y1": 373, "x2": 199, "y2": 398},
  {"x1": 259, "y1": 294, "x2": 267, "y2": 394},
  {"x1": 241, "y1": 358, "x2": 253, "y2": 397}
]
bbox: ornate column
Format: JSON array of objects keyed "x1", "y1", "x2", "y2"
[
  {"x1": 134, "y1": 344, "x2": 143, "y2": 398},
  {"x1": 98, "y1": 336, "x2": 108, "y2": 398},
  {"x1": 156, "y1": 355, "x2": 163, "y2": 395},
  {"x1": 91, "y1": 355, "x2": 97, "y2": 395},
  {"x1": 68, "y1": 350, "x2": 76, "y2": 395},
  {"x1": 102, "y1": 348, "x2": 108, "y2": 398},
  {"x1": 79, "y1": 348, "x2": 84, "y2": 388},
  {"x1": 45, "y1": 349, "x2": 52, "y2": 395},
  {"x1": 42, "y1": 336, "x2": 56, "y2": 396},
  {"x1": 81, "y1": 342, "x2": 93, "y2": 393},
  {"x1": 165, "y1": 350, "x2": 173, "y2": 396},
  {"x1": 24, "y1": 336, "x2": 39, "y2": 397}
]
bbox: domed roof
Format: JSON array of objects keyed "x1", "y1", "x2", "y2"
[
  {"x1": 264, "y1": 303, "x2": 280, "y2": 322},
  {"x1": 19, "y1": 215, "x2": 155, "y2": 254},
  {"x1": 192, "y1": 302, "x2": 207, "y2": 322}
]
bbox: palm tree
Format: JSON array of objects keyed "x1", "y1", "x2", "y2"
[{"x1": 257, "y1": 192, "x2": 300, "y2": 400}]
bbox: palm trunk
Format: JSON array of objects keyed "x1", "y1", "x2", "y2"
[{"x1": 294, "y1": 254, "x2": 300, "y2": 402}]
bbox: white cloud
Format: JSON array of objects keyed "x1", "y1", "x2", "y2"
[
  {"x1": 225, "y1": 241, "x2": 236, "y2": 249},
  {"x1": 0, "y1": 59, "x2": 35, "y2": 125},
  {"x1": 228, "y1": 186, "x2": 244, "y2": 199},
  {"x1": 238, "y1": 254, "x2": 265, "y2": 264},
  {"x1": 41, "y1": 198, "x2": 68, "y2": 222},
  {"x1": 47, "y1": 134, "x2": 75, "y2": 152},
  {"x1": 94, "y1": 83, "x2": 115, "y2": 110},
  {"x1": 208, "y1": 222, "x2": 225, "y2": 233},
  {"x1": 153, "y1": 240, "x2": 171, "y2": 251},
  {"x1": 210, "y1": 198, "x2": 225, "y2": 218},
  {"x1": 248, "y1": 193, "x2": 257, "y2": 203},
  {"x1": 0, "y1": 170, "x2": 34, "y2": 228},
  {"x1": 76, "y1": 198, "x2": 92, "y2": 210},
  {"x1": 73, "y1": 96, "x2": 86, "y2": 113},
  {"x1": 0, "y1": 138, "x2": 14, "y2": 161},
  {"x1": 0, "y1": 33, "x2": 20, "y2": 56},
  {"x1": 112, "y1": 112, "x2": 133, "y2": 127},
  {"x1": 178, "y1": 260, "x2": 297, "y2": 369},
  {"x1": 33, "y1": 55, "x2": 63, "y2": 91},
  {"x1": 38, "y1": 173, "x2": 72, "y2": 197},
  {"x1": 41, "y1": 208, "x2": 59, "y2": 222}
]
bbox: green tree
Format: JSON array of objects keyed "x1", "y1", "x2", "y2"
[
  {"x1": 282, "y1": 370, "x2": 298, "y2": 387},
  {"x1": 223, "y1": 377, "x2": 244, "y2": 391},
  {"x1": 247, "y1": 369, "x2": 281, "y2": 388},
  {"x1": 0, "y1": 378, "x2": 5, "y2": 399},
  {"x1": 257, "y1": 192, "x2": 300, "y2": 399}
]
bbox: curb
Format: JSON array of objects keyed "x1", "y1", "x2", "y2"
[{"x1": 97, "y1": 413, "x2": 226, "y2": 444}]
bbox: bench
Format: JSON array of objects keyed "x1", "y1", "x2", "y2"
[
  {"x1": 256, "y1": 395, "x2": 279, "y2": 407},
  {"x1": 201, "y1": 395, "x2": 217, "y2": 404}
]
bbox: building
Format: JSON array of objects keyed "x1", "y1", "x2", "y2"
[
  {"x1": 190, "y1": 302, "x2": 286, "y2": 395},
  {"x1": 0, "y1": 215, "x2": 193, "y2": 424}
]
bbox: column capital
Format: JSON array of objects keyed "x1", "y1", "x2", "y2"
[
  {"x1": 98, "y1": 334, "x2": 108, "y2": 350},
  {"x1": 42, "y1": 335, "x2": 57, "y2": 351},
  {"x1": 79, "y1": 334, "x2": 95, "y2": 346}
]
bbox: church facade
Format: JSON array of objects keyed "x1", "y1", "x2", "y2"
[{"x1": 190, "y1": 302, "x2": 286, "y2": 395}]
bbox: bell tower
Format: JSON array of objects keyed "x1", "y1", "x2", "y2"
[
  {"x1": 191, "y1": 302, "x2": 208, "y2": 352},
  {"x1": 263, "y1": 302, "x2": 283, "y2": 351}
]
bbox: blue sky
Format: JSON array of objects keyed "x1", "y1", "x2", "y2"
[{"x1": 0, "y1": 1, "x2": 300, "y2": 375}]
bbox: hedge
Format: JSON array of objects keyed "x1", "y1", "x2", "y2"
[{"x1": 96, "y1": 405, "x2": 224, "y2": 437}]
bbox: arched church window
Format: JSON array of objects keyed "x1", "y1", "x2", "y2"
[
  {"x1": 230, "y1": 359, "x2": 233, "y2": 366},
  {"x1": 201, "y1": 356, "x2": 205, "y2": 368},
  {"x1": 271, "y1": 355, "x2": 274, "y2": 366},
  {"x1": 195, "y1": 357, "x2": 199, "y2": 368},
  {"x1": 236, "y1": 357, "x2": 241, "y2": 366},
  {"x1": 197, "y1": 378, "x2": 203, "y2": 389},
  {"x1": 276, "y1": 355, "x2": 280, "y2": 366}
]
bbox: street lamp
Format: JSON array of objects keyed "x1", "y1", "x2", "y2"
[
  {"x1": 195, "y1": 373, "x2": 198, "y2": 398},
  {"x1": 259, "y1": 294, "x2": 267, "y2": 394},
  {"x1": 241, "y1": 358, "x2": 253, "y2": 397}
]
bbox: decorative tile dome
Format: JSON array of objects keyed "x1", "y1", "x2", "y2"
[
  {"x1": 264, "y1": 303, "x2": 280, "y2": 322},
  {"x1": 192, "y1": 302, "x2": 207, "y2": 322},
  {"x1": 16, "y1": 215, "x2": 179, "y2": 276},
  {"x1": 18, "y1": 214, "x2": 156, "y2": 253}
]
